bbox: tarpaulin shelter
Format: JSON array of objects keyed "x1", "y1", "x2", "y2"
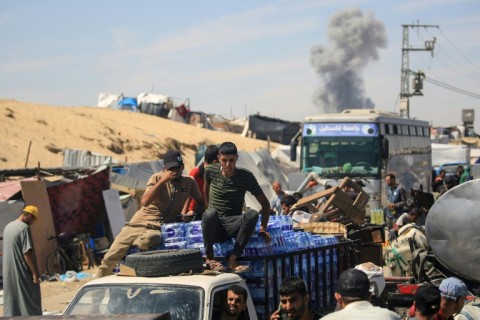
[
  {"x1": 137, "y1": 92, "x2": 173, "y2": 118},
  {"x1": 97, "y1": 93, "x2": 122, "y2": 108},
  {"x1": 244, "y1": 114, "x2": 300, "y2": 145},
  {"x1": 117, "y1": 97, "x2": 138, "y2": 112}
]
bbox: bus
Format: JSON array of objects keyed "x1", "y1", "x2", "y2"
[{"x1": 290, "y1": 109, "x2": 432, "y2": 210}]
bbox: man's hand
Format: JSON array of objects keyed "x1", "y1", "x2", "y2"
[
  {"x1": 269, "y1": 309, "x2": 281, "y2": 320},
  {"x1": 33, "y1": 274, "x2": 40, "y2": 285},
  {"x1": 181, "y1": 211, "x2": 195, "y2": 222},
  {"x1": 258, "y1": 227, "x2": 271, "y2": 243},
  {"x1": 162, "y1": 169, "x2": 181, "y2": 182}
]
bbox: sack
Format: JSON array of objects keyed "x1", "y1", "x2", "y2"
[{"x1": 384, "y1": 224, "x2": 427, "y2": 276}]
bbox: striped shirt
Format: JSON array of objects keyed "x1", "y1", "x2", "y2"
[{"x1": 205, "y1": 163, "x2": 263, "y2": 216}]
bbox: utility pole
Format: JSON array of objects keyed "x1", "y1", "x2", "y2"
[{"x1": 400, "y1": 22, "x2": 438, "y2": 118}]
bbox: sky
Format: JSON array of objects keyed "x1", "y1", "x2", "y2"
[{"x1": 1, "y1": 0, "x2": 480, "y2": 130}]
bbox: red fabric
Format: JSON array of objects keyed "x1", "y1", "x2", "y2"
[
  {"x1": 46, "y1": 168, "x2": 110, "y2": 237},
  {"x1": 188, "y1": 166, "x2": 205, "y2": 211}
]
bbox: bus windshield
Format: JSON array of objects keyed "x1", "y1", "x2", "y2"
[{"x1": 301, "y1": 136, "x2": 380, "y2": 178}]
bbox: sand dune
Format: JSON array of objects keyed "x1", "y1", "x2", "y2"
[{"x1": 0, "y1": 99, "x2": 279, "y2": 171}]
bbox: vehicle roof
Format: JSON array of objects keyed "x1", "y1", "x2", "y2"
[
  {"x1": 81, "y1": 272, "x2": 244, "y2": 290},
  {"x1": 304, "y1": 108, "x2": 429, "y2": 126}
]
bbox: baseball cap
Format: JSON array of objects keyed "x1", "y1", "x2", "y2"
[
  {"x1": 23, "y1": 205, "x2": 39, "y2": 219},
  {"x1": 163, "y1": 150, "x2": 183, "y2": 169},
  {"x1": 415, "y1": 284, "x2": 441, "y2": 315},
  {"x1": 337, "y1": 268, "x2": 370, "y2": 298},
  {"x1": 439, "y1": 277, "x2": 469, "y2": 300}
]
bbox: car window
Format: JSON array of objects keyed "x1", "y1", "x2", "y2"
[
  {"x1": 65, "y1": 285, "x2": 203, "y2": 320},
  {"x1": 212, "y1": 288, "x2": 251, "y2": 320}
]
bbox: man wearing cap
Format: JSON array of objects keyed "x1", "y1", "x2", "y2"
[
  {"x1": 438, "y1": 277, "x2": 469, "y2": 320},
  {"x1": 97, "y1": 150, "x2": 205, "y2": 277},
  {"x1": 321, "y1": 268, "x2": 400, "y2": 319},
  {"x1": 408, "y1": 277, "x2": 469, "y2": 320},
  {"x1": 411, "y1": 284, "x2": 441, "y2": 320},
  {"x1": 3, "y1": 205, "x2": 42, "y2": 316}
]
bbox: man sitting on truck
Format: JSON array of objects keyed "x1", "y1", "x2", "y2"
[
  {"x1": 97, "y1": 150, "x2": 205, "y2": 278},
  {"x1": 269, "y1": 277, "x2": 321, "y2": 320},
  {"x1": 202, "y1": 142, "x2": 271, "y2": 273},
  {"x1": 321, "y1": 268, "x2": 400, "y2": 319}
]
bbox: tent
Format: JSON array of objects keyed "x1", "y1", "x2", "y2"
[
  {"x1": 137, "y1": 92, "x2": 173, "y2": 118},
  {"x1": 243, "y1": 114, "x2": 300, "y2": 145}
]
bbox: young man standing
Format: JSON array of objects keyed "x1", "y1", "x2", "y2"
[
  {"x1": 187, "y1": 144, "x2": 219, "y2": 220},
  {"x1": 385, "y1": 173, "x2": 406, "y2": 228},
  {"x1": 270, "y1": 277, "x2": 321, "y2": 320},
  {"x1": 270, "y1": 181, "x2": 286, "y2": 215},
  {"x1": 202, "y1": 142, "x2": 271, "y2": 273}
]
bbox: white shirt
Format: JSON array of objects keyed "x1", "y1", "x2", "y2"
[{"x1": 321, "y1": 300, "x2": 400, "y2": 320}]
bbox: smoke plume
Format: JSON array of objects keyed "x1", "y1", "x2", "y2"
[{"x1": 310, "y1": 8, "x2": 387, "y2": 113}]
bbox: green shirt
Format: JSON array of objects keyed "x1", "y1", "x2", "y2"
[{"x1": 205, "y1": 163, "x2": 263, "y2": 216}]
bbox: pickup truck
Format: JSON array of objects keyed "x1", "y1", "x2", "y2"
[
  {"x1": 63, "y1": 272, "x2": 257, "y2": 319},
  {"x1": 62, "y1": 240, "x2": 361, "y2": 320}
]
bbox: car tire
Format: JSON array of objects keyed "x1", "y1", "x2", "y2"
[{"x1": 125, "y1": 249, "x2": 204, "y2": 277}]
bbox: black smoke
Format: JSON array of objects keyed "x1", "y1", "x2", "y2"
[{"x1": 310, "y1": 8, "x2": 387, "y2": 113}]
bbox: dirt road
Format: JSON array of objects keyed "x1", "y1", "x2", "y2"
[{"x1": 0, "y1": 266, "x2": 99, "y2": 315}]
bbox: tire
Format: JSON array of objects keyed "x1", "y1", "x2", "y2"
[
  {"x1": 125, "y1": 249, "x2": 204, "y2": 277},
  {"x1": 46, "y1": 251, "x2": 66, "y2": 275}
]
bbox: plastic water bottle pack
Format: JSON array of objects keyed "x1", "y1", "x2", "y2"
[{"x1": 161, "y1": 223, "x2": 185, "y2": 241}]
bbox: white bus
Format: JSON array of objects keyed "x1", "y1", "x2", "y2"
[{"x1": 290, "y1": 109, "x2": 432, "y2": 210}]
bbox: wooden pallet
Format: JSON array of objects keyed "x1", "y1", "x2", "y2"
[{"x1": 291, "y1": 177, "x2": 369, "y2": 225}]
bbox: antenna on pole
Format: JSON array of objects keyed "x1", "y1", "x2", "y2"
[{"x1": 400, "y1": 22, "x2": 438, "y2": 118}]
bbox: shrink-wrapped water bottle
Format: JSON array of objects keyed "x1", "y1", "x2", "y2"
[{"x1": 161, "y1": 223, "x2": 185, "y2": 242}]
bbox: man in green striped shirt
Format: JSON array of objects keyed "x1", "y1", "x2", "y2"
[{"x1": 202, "y1": 142, "x2": 271, "y2": 273}]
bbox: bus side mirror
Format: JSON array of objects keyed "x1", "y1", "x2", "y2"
[
  {"x1": 382, "y1": 139, "x2": 389, "y2": 160},
  {"x1": 290, "y1": 140, "x2": 298, "y2": 162}
]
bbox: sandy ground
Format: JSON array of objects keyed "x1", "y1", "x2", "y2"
[
  {"x1": 0, "y1": 266, "x2": 100, "y2": 315},
  {"x1": 0, "y1": 99, "x2": 279, "y2": 172},
  {"x1": 0, "y1": 99, "x2": 280, "y2": 314}
]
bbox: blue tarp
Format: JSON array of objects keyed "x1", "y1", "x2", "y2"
[{"x1": 117, "y1": 97, "x2": 138, "y2": 112}]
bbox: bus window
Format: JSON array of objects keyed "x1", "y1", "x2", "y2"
[
  {"x1": 409, "y1": 126, "x2": 416, "y2": 136},
  {"x1": 393, "y1": 125, "x2": 398, "y2": 135}
]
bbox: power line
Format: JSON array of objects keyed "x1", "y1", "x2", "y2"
[
  {"x1": 415, "y1": 29, "x2": 480, "y2": 78},
  {"x1": 437, "y1": 27, "x2": 480, "y2": 72},
  {"x1": 424, "y1": 76, "x2": 480, "y2": 99}
]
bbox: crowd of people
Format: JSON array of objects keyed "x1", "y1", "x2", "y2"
[{"x1": 4, "y1": 142, "x2": 477, "y2": 319}]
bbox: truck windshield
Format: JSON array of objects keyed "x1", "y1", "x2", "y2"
[
  {"x1": 301, "y1": 136, "x2": 380, "y2": 178},
  {"x1": 65, "y1": 284, "x2": 203, "y2": 320}
]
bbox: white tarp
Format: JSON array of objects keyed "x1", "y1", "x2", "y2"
[
  {"x1": 137, "y1": 92, "x2": 172, "y2": 105},
  {"x1": 97, "y1": 93, "x2": 122, "y2": 108},
  {"x1": 431, "y1": 143, "x2": 470, "y2": 168}
]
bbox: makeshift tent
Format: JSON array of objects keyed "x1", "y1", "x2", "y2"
[
  {"x1": 117, "y1": 97, "x2": 138, "y2": 112},
  {"x1": 137, "y1": 92, "x2": 173, "y2": 118},
  {"x1": 244, "y1": 115, "x2": 300, "y2": 145},
  {"x1": 97, "y1": 93, "x2": 121, "y2": 108}
]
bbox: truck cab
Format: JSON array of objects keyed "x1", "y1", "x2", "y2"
[{"x1": 63, "y1": 273, "x2": 257, "y2": 320}]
